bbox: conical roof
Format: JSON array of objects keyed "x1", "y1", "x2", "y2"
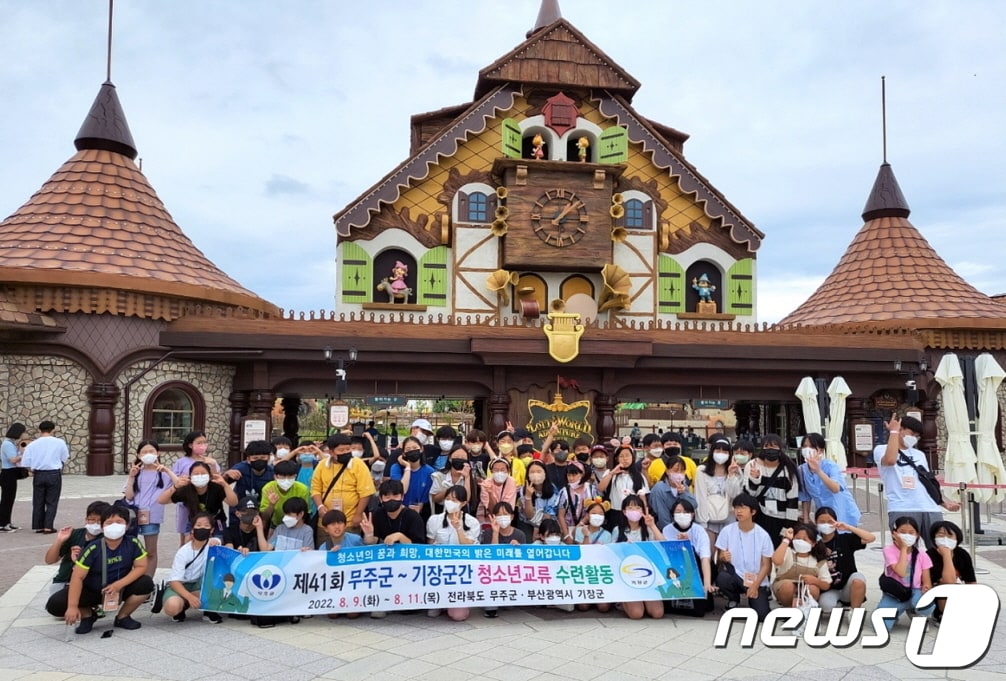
[
  {"x1": 779, "y1": 164, "x2": 1006, "y2": 329},
  {"x1": 0, "y1": 84, "x2": 278, "y2": 316}
]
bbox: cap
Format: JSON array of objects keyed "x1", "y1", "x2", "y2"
[
  {"x1": 236, "y1": 495, "x2": 258, "y2": 511},
  {"x1": 411, "y1": 418, "x2": 433, "y2": 433},
  {"x1": 370, "y1": 460, "x2": 386, "y2": 480},
  {"x1": 590, "y1": 444, "x2": 608, "y2": 454},
  {"x1": 513, "y1": 427, "x2": 533, "y2": 440}
]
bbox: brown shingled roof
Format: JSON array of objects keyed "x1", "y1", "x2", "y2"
[
  {"x1": 0, "y1": 147, "x2": 277, "y2": 315},
  {"x1": 779, "y1": 165, "x2": 1006, "y2": 329},
  {"x1": 0, "y1": 289, "x2": 61, "y2": 332}
]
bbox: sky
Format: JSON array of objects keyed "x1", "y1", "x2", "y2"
[{"x1": 1, "y1": 1, "x2": 1005, "y2": 323}]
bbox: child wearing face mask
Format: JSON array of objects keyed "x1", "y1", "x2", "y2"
[
  {"x1": 797, "y1": 432, "x2": 861, "y2": 527},
  {"x1": 258, "y1": 460, "x2": 311, "y2": 530},
  {"x1": 123, "y1": 440, "x2": 179, "y2": 577},
  {"x1": 262, "y1": 497, "x2": 315, "y2": 552},
  {"x1": 926, "y1": 520, "x2": 976, "y2": 623},
  {"x1": 44, "y1": 501, "x2": 110, "y2": 613},
  {"x1": 161, "y1": 512, "x2": 223, "y2": 624},
  {"x1": 661, "y1": 499, "x2": 714, "y2": 617},
  {"x1": 745, "y1": 434, "x2": 800, "y2": 547},
  {"x1": 648, "y1": 456, "x2": 699, "y2": 528},
  {"x1": 694, "y1": 441, "x2": 744, "y2": 547},
  {"x1": 480, "y1": 458, "x2": 517, "y2": 519},
  {"x1": 427, "y1": 485, "x2": 480, "y2": 621},
  {"x1": 770, "y1": 523, "x2": 831, "y2": 606},
  {"x1": 879, "y1": 516, "x2": 934, "y2": 630}
]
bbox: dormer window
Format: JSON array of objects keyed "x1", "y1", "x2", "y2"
[
  {"x1": 456, "y1": 187, "x2": 496, "y2": 224},
  {"x1": 543, "y1": 92, "x2": 578, "y2": 137},
  {"x1": 625, "y1": 199, "x2": 644, "y2": 228},
  {"x1": 468, "y1": 192, "x2": 489, "y2": 222}
]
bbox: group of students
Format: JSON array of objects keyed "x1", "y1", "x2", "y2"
[{"x1": 40, "y1": 421, "x2": 979, "y2": 633}]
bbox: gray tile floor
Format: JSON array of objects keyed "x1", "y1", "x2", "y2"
[{"x1": 0, "y1": 475, "x2": 1002, "y2": 681}]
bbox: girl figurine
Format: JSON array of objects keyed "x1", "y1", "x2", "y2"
[
  {"x1": 390, "y1": 261, "x2": 408, "y2": 294},
  {"x1": 577, "y1": 137, "x2": 589, "y2": 162},
  {"x1": 532, "y1": 134, "x2": 545, "y2": 160}
]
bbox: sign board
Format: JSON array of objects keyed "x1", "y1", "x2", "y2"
[
  {"x1": 527, "y1": 395, "x2": 593, "y2": 448},
  {"x1": 693, "y1": 399, "x2": 728, "y2": 410},
  {"x1": 854, "y1": 423, "x2": 875, "y2": 452},
  {"x1": 329, "y1": 402, "x2": 350, "y2": 428},
  {"x1": 365, "y1": 396, "x2": 408, "y2": 408},
  {"x1": 240, "y1": 416, "x2": 269, "y2": 452}
]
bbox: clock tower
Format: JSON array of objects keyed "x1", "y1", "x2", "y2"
[{"x1": 493, "y1": 158, "x2": 624, "y2": 272}]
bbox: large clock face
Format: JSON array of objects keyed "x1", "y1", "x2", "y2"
[{"x1": 530, "y1": 189, "x2": 589, "y2": 248}]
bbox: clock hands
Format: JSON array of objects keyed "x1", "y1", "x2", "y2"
[{"x1": 550, "y1": 202, "x2": 577, "y2": 225}]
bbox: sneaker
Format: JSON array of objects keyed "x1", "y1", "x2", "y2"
[
  {"x1": 726, "y1": 600, "x2": 739, "y2": 610},
  {"x1": 0, "y1": 525, "x2": 16, "y2": 533},
  {"x1": 483, "y1": 609, "x2": 498, "y2": 619},
  {"x1": 75, "y1": 613, "x2": 98, "y2": 635},
  {"x1": 202, "y1": 611, "x2": 222, "y2": 624},
  {"x1": 114, "y1": 615, "x2": 142, "y2": 630},
  {"x1": 150, "y1": 583, "x2": 165, "y2": 614},
  {"x1": 370, "y1": 611, "x2": 387, "y2": 619},
  {"x1": 426, "y1": 609, "x2": 442, "y2": 618},
  {"x1": 8, "y1": 524, "x2": 18, "y2": 530},
  {"x1": 289, "y1": 616, "x2": 301, "y2": 624},
  {"x1": 171, "y1": 611, "x2": 187, "y2": 623}
]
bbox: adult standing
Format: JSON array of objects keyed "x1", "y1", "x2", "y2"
[
  {"x1": 874, "y1": 415, "x2": 960, "y2": 547},
  {"x1": 20, "y1": 420, "x2": 69, "y2": 534},
  {"x1": 0, "y1": 422, "x2": 27, "y2": 531}
]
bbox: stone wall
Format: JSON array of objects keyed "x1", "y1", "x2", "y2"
[
  {"x1": 0, "y1": 354, "x2": 91, "y2": 474},
  {"x1": 115, "y1": 360, "x2": 235, "y2": 472}
]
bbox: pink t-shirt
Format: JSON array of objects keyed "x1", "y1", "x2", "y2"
[{"x1": 882, "y1": 544, "x2": 933, "y2": 589}]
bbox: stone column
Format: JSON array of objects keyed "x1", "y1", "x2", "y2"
[
  {"x1": 595, "y1": 394, "x2": 617, "y2": 442},
  {"x1": 87, "y1": 382, "x2": 121, "y2": 475},
  {"x1": 281, "y1": 396, "x2": 301, "y2": 446},
  {"x1": 228, "y1": 390, "x2": 250, "y2": 466},
  {"x1": 488, "y1": 392, "x2": 510, "y2": 437},
  {"x1": 921, "y1": 399, "x2": 939, "y2": 471}
]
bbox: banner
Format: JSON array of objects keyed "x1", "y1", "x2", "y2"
[{"x1": 200, "y1": 541, "x2": 703, "y2": 616}]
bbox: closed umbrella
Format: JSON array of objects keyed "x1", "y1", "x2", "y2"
[
  {"x1": 935, "y1": 353, "x2": 978, "y2": 502},
  {"x1": 795, "y1": 377, "x2": 822, "y2": 437},
  {"x1": 974, "y1": 354, "x2": 1006, "y2": 502},
  {"x1": 825, "y1": 376, "x2": 851, "y2": 470}
]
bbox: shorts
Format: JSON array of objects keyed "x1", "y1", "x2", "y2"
[
  {"x1": 137, "y1": 523, "x2": 160, "y2": 536},
  {"x1": 164, "y1": 579, "x2": 203, "y2": 604}
]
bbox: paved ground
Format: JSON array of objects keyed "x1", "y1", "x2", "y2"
[{"x1": 0, "y1": 475, "x2": 1003, "y2": 681}]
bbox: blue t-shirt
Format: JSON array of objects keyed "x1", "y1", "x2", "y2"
[
  {"x1": 389, "y1": 464, "x2": 435, "y2": 506},
  {"x1": 1, "y1": 439, "x2": 19, "y2": 470},
  {"x1": 320, "y1": 532, "x2": 364, "y2": 550}
]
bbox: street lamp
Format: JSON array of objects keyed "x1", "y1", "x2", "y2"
[{"x1": 323, "y1": 346, "x2": 358, "y2": 398}]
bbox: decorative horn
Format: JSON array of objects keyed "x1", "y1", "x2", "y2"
[
  {"x1": 609, "y1": 203, "x2": 625, "y2": 219},
  {"x1": 491, "y1": 219, "x2": 508, "y2": 237},
  {"x1": 495, "y1": 186, "x2": 509, "y2": 199},
  {"x1": 611, "y1": 193, "x2": 624, "y2": 205},
  {"x1": 550, "y1": 298, "x2": 567, "y2": 313},
  {"x1": 598, "y1": 263, "x2": 631, "y2": 312},
  {"x1": 495, "y1": 204, "x2": 510, "y2": 220},
  {"x1": 611, "y1": 226, "x2": 628, "y2": 243},
  {"x1": 485, "y1": 269, "x2": 517, "y2": 306}
]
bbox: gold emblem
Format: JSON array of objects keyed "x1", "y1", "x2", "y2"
[{"x1": 543, "y1": 299, "x2": 584, "y2": 363}]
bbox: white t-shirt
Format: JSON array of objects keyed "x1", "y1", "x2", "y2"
[
  {"x1": 608, "y1": 472, "x2": 649, "y2": 511},
  {"x1": 662, "y1": 521, "x2": 711, "y2": 560},
  {"x1": 426, "y1": 512, "x2": 481, "y2": 544},
  {"x1": 715, "y1": 522, "x2": 773, "y2": 586},
  {"x1": 872, "y1": 445, "x2": 940, "y2": 513},
  {"x1": 169, "y1": 541, "x2": 210, "y2": 583}
]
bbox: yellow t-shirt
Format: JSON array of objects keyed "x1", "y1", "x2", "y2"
[
  {"x1": 507, "y1": 456, "x2": 526, "y2": 487},
  {"x1": 646, "y1": 456, "x2": 697, "y2": 489},
  {"x1": 310, "y1": 458, "x2": 376, "y2": 524}
]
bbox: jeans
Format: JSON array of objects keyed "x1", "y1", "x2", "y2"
[{"x1": 877, "y1": 588, "x2": 935, "y2": 631}]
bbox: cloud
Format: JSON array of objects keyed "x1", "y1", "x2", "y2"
[{"x1": 264, "y1": 174, "x2": 311, "y2": 197}]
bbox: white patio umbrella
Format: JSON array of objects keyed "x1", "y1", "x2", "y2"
[
  {"x1": 795, "y1": 377, "x2": 822, "y2": 437},
  {"x1": 935, "y1": 353, "x2": 978, "y2": 502},
  {"x1": 974, "y1": 353, "x2": 1006, "y2": 502},
  {"x1": 825, "y1": 376, "x2": 851, "y2": 470}
]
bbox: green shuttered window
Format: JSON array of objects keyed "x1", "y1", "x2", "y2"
[
  {"x1": 418, "y1": 246, "x2": 449, "y2": 307},
  {"x1": 340, "y1": 242, "x2": 372, "y2": 304},
  {"x1": 657, "y1": 255, "x2": 685, "y2": 313},
  {"x1": 725, "y1": 258, "x2": 754, "y2": 314}
]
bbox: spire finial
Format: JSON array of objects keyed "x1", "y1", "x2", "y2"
[
  {"x1": 106, "y1": 0, "x2": 114, "y2": 84},
  {"x1": 881, "y1": 75, "x2": 887, "y2": 164},
  {"x1": 527, "y1": 0, "x2": 562, "y2": 37}
]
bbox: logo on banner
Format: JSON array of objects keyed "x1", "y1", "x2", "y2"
[
  {"x1": 245, "y1": 566, "x2": 285, "y2": 601},
  {"x1": 618, "y1": 555, "x2": 657, "y2": 589}
]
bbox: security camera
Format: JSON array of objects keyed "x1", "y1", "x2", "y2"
[{"x1": 905, "y1": 379, "x2": 916, "y2": 389}]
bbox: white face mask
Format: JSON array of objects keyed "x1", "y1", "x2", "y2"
[
  {"x1": 713, "y1": 452, "x2": 730, "y2": 465},
  {"x1": 791, "y1": 538, "x2": 813, "y2": 554},
  {"x1": 414, "y1": 433, "x2": 429, "y2": 446},
  {"x1": 801, "y1": 448, "x2": 816, "y2": 459},
  {"x1": 85, "y1": 523, "x2": 103, "y2": 536},
  {"x1": 102, "y1": 523, "x2": 127, "y2": 540},
  {"x1": 469, "y1": 444, "x2": 483, "y2": 454},
  {"x1": 897, "y1": 533, "x2": 918, "y2": 547},
  {"x1": 439, "y1": 439, "x2": 454, "y2": 451},
  {"x1": 544, "y1": 536, "x2": 562, "y2": 545},
  {"x1": 276, "y1": 448, "x2": 290, "y2": 458},
  {"x1": 592, "y1": 457, "x2": 607, "y2": 468},
  {"x1": 649, "y1": 447, "x2": 664, "y2": 457},
  {"x1": 934, "y1": 536, "x2": 957, "y2": 550},
  {"x1": 589, "y1": 513, "x2": 605, "y2": 527},
  {"x1": 350, "y1": 449, "x2": 364, "y2": 458},
  {"x1": 673, "y1": 513, "x2": 693, "y2": 528},
  {"x1": 816, "y1": 523, "x2": 836, "y2": 536},
  {"x1": 276, "y1": 478, "x2": 295, "y2": 492},
  {"x1": 282, "y1": 515, "x2": 298, "y2": 528},
  {"x1": 902, "y1": 435, "x2": 918, "y2": 449},
  {"x1": 444, "y1": 500, "x2": 461, "y2": 514},
  {"x1": 492, "y1": 471, "x2": 508, "y2": 484},
  {"x1": 529, "y1": 473, "x2": 546, "y2": 485},
  {"x1": 190, "y1": 474, "x2": 210, "y2": 487},
  {"x1": 496, "y1": 516, "x2": 512, "y2": 529},
  {"x1": 140, "y1": 453, "x2": 158, "y2": 465}
]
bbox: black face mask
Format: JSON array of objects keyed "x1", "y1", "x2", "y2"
[
  {"x1": 404, "y1": 451, "x2": 421, "y2": 463},
  {"x1": 382, "y1": 499, "x2": 402, "y2": 513},
  {"x1": 335, "y1": 453, "x2": 352, "y2": 465},
  {"x1": 248, "y1": 459, "x2": 268, "y2": 472},
  {"x1": 450, "y1": 459, "x2": 466, "y2": 471},
  {"x1": 664, "y1": 447, "x2": 681, "y2": 457},
  {"x1": 554, "y1": 451, "x2": 569, "y2": 462},
  {"x1": 761, "y1": 450, "x2": 781, "y2": 462},
  {"x1": 192, "y1": 528, "x2": 212, "y2": 541},
  {"x1": 575, "y1": 452, "x2": 590, "y2": 463}
]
